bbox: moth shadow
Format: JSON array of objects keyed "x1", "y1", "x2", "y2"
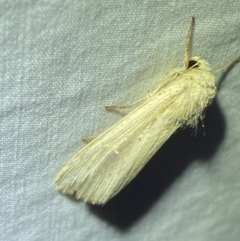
[{"x1": 88, "y1": 100, "x2": 226, "y2": 230}]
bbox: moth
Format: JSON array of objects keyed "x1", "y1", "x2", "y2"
[{"x1": 55, "y1": 17, "x2": 239, "y2": 204}]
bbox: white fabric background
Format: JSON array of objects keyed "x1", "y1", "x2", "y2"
[{"x1": 1, "y1": 1, "x2": 240, "y2": 241}]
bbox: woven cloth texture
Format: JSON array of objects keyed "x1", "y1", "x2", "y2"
[{"x1": 1, "y1": 1, "x2": 240, "y2": 241}]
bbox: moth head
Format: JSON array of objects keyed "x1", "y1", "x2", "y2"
[{"x1": 188, "y1": 56, "x2": 211, "y2": 71}]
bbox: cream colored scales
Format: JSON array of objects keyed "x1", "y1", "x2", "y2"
[{"x1": 55, "y1": 18, "x2": 239, "y2": 204}]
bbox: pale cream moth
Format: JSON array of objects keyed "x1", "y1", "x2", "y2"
[{"x1": 55, "y1": 17, "x2": 239, "y2": 204}]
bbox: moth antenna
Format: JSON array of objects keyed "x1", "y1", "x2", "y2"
[
  {"x1": 184, "y1": 17, "x2": 195, "y2": 69},
  {"x1": 214, "y1": 56, "x2": 240, "y2": 75}
]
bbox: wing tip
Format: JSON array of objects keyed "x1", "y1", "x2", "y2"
[{"x1": 55, "y1": 183, "x2": 109, "y2": 205}]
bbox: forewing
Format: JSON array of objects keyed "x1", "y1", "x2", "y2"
[{"x1": 55, "y1": 80, "x2": 184, "y2": 204}]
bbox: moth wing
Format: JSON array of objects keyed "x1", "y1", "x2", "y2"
[{"x1": 55, "y1": 87, "x2": 183, "y2": 204}]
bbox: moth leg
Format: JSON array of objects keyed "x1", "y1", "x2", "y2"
[
  {"x1": 105, "y1": 98, "x2": 145, "y2": 110},
  {"x1": 184, "y1": 17, "x2": 195, "y2": 69},
  {"x1": 82, "y1": 137, "x2": 95, "y2": 144}
]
